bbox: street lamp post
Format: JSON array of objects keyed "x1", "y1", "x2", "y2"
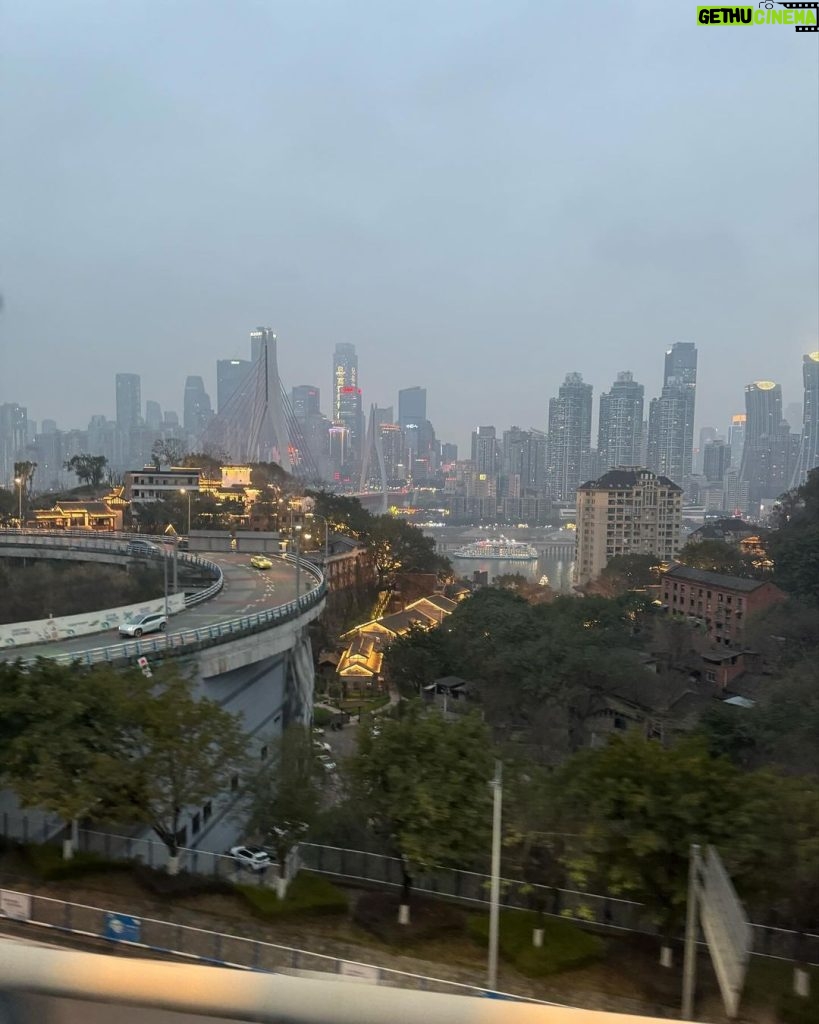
[
  {"x1": 307, "y1": 513, "x2": 330, "y2": 561},
  {"x1": 294, "y1": 525, "x2": 302, "y2": 604},
  {"x1": 179, "y1": 488, "x2": 191, "y2": 537},
  {"x1": 13, "y1": 476, "x2": 22, "y2": 524},
  {"x1": 487, "y1": 760, "x2": 503, "y2": 992}
]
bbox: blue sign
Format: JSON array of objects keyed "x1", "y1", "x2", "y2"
[{"x1": 104, "y1": 912, "x2": 141, "y2": 943}]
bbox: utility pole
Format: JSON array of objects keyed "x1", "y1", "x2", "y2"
[
  {"x1": 682, "y1": 843, "x2": 701, "y2": 1020},
  {"x1": 487, "y1": 760, "x2": 503, "y2": 992}
]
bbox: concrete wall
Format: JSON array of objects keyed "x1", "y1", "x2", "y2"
[{"x1": 0, "y1": 593, "x2": 187, "y2": 650}]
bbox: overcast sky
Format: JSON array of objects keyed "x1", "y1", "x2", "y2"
[{"x1": 2, "y1": 0, "x2": 817, "y2": 453}]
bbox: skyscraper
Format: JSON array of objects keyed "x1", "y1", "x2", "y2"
[
  {"x1": 216, "y1": 359, "x2": 252, "y2": 413},
  {"x1": 703, "y1": 440, "x2": 731, "y2": 482},
  {"x1": 115, "y1": 374, "x2": 141, "y2": 430},
  {"x1": 597, "y1": 371, "x2": 644, "y2": 471},
  {"x1": 333, "y1": 344, "x2": 358, "y2": 422},
  {"x1": 183, "y1": 376, "x2": 213, "y2": 439},
  {"x1": 728, "y1": 414, "x2": 746, "y2": 467},
  {"x1": 471, "y1": 426, "x2": 498, "y2": 478},
  {"x1": 792, "y1": 351, "x2": 819, "y2": 487},
  {"x1": 145, "y1": 401, "x2": 163, "y2": 431},
  {"x1": 291, "y1": 386, "x2": 321, "y2": 422},
  {"x1": 739, "y1": 380, "x2": 783, "y2": 508},
  {"x1": 664, "y1": 342, "x2": 697, "y2": 477},
  {"x1": 646, "y1": 343, "x2": 697, "y2": 486},
  {"x1": 337, "y1": 385, "x2": 363, "y2": 473},
  {"x1": 546, "y1": 372, "x2": 593, "y2": 501},
  {"x1": 398, "y1": 387, "x2": 427, "y2": 429},
  {"x1": 250, "y1": 326, "x2": 276, "y2": 364}
]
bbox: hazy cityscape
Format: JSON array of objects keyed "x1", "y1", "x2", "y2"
[{"x1": 0, "y1": 3, "x2": 818, "y2": 1022}]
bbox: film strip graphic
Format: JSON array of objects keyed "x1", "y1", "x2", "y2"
[{"x1": 775, "y1": 2, "x2": 819, "y2": 32}]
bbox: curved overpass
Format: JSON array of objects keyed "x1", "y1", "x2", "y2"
[{"x1": 0, "y1": 531, "x2": 325, "y2": 667}]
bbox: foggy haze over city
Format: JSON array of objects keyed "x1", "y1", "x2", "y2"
[{"x1": 2, "y1": 1, "x2": 817, "y2": 451}]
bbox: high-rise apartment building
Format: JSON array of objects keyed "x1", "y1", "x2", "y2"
[
  {"x1": 646, "y1": 343, "x2": 697, "y2": 486},
  {"x1": 216, "y1": 359, "x2": 252, "y2": 413},
  {"x1": 792, "y1": 351, "x2": 819, "y2": 487},
  {"x1": 333, "y1": 344, "x2": 358, "y2": 422},
  {"x1": 664, "y1": 342, "x2": 697, "y2": 477},
  {"x1": 739, "y1": 380, "x2": 783, "y2": 509},
  {"x1": 502, "y1": 427, "x2": 546, "y2": 494},
  {"x1": 0, "y1": 403, "x2": 28, "y2": 485},
  {"x1": 183, "y1": 376, "x2": 212, "y2": 439},
  {"x1": 115, "y1": 374, "x2": 141, "y2": 430},
  {"x1": 575, "y1": 468, "x2": 683, "y2": 585},
  {"x1": 597, "y1": 371, "x2": 644, "y2": 471},
  {"x1": 546, "y1": 373, "x2": 593, "y2": 501},
  {"x1": 471, "y1": 426, "x2": 498, "y2": 478}
]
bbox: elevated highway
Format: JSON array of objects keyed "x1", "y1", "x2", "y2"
[
  {"x1": 0, "y1": 530, "x2": 328, "y2": 856},
  {"x1": 0, "y1": 531, "x2": 324, "y2": 669}
]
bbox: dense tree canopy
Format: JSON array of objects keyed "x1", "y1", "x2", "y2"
[
  {"x1": 385, "y1": 588, "x2": 650, "y2": 756},
  {"x1": 765, "y1": 468, "x2": 819, "y2": 602},
  {"x1": 676, "y1": 539, "x2": 757, "y2": 577},
  {"x1": 0, "y1": 661, "x2": 246, "y2": 868},
  {"x1": 352, "y1": 704, "x2": 494, "y2": 918}
]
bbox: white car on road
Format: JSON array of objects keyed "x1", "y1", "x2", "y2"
[
  {"x1": 119, "y1": 612, "x2": 167, "y2": 638},
  {"x1": 229, "y1": 845, "x2": 273, "y2": 872}
]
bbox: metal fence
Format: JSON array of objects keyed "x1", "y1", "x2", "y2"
[
  {"x1": 2, "y1": 821, "x2": 817, "y2": 968},
  {"x1": 0, "y1": 886, "x2": 556, "y2": 1004}
]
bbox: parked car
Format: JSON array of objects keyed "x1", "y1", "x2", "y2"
[
  {"x1": 118, "y1": 612, "x2": 167, "y2": 638},
  {"x1": 250, "y1": 555, "x2": 273, "y2": 570},
  {"x1": 319, "y1": 760, "x2": 337, "y2": 773},
  {"x1": 229, "y1": 845, "x2": 272, "y2": 872},
  {"x1": 313, "y1": 740, "x2": 331, "y2": 753}
]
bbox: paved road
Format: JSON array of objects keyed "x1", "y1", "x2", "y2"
[{"x1": 0, "y1": 554, "x2": 318, "y2": 663}]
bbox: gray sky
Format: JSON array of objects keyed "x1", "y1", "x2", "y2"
[{"x1": 2, "y1": 0, "x2": 817, "y2": 453}]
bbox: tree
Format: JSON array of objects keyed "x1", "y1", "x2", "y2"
[
  {"x1": 112, "y1": 665, "x2": 247, "y2": 872},
  {"x1": 591, "y1": 554, "x2": 659, "y2": 596},
  {"x1": 766, "y1": 468, "x2": 819, "y2": 601},
  {"x1": 560, "y1": 734, "x2": 749, "y2": 959},
  {"x1": 182, "y1": 451, "x2": 225, "y2": 477},
  {"x1": 243, "y1": 726, "x2": 323, "y2": 896},
  {"x1": 383, "y1": 625, "x2": 453, "y2": 698},
  {"x1": 150, "y1": 438, "x2": 187, "y2": 470},
  {"x1": 0, "y1": 488, "x2": 16, "y2": 524},
  {"x1": 676, "y1": 539, "x2": 755, "y2": 577},
  {"x1": 503, "y1": 765, "x2": 572, "y2": 935},
  {"x1": 64, "y1": 453, "x2": 108, "y2": 487},
  {"x1": 366, "y1": 516, "x2": 450, "y2": 583},
  {"x1": 13, "y1": 460, "x2": 37, "y2": 496},
  {"x1": 0, "y1": 661, "x2": 129, "y2": 857},
  {"x1": 352, "y1": 705, "x2": 495, "y2": 923}
]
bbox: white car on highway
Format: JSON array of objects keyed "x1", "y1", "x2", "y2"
[{"x1": 118, "y1": 612, "x2": 167, "y2": 638}]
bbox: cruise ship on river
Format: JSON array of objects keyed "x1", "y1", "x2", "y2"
[{"x1": 451, "y1": 537, "x2": 538, "y2": 561}]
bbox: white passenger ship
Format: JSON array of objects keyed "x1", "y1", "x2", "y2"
[{"x1": 451, "y1": 537, "x2": 539, "y2": 561}]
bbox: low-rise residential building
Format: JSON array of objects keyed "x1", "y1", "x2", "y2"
[
  {"x1": 125, "y1": 467, "x2": 201, "y2": 502},
  {"x1": 575, "y1": 468, "x2": 683, "y2": 585},
  {"x1": 661, "y1": 564, "x2": 786, "y2": 647}
]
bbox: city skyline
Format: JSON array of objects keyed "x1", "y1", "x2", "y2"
[
  {"x1": 1, "y1": 3, "x2": 816, "y2": 454},
  {"x1": 5, "y1": 337, "x2": 817, "y2": 460}
]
